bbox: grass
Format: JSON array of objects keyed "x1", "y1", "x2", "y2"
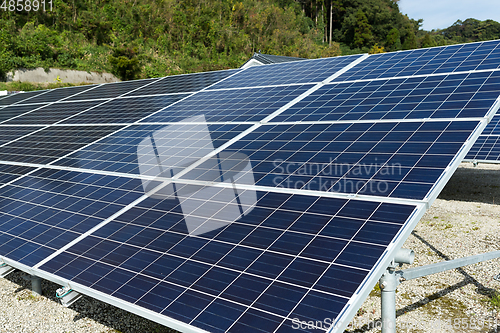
[
  {"x1": 0, "y1": 81, "x2": 87, "y2": 92},
  {"x1": 486, "y1": 292, "x2": 500, "y2": 309}
]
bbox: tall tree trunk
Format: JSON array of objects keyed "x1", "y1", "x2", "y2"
[
  {"x1": 329, "y1": 0, "x2": 333, "y2": 45},
  {"x1": 321, "y1": 1, "x2": 328, "y2": 43}
]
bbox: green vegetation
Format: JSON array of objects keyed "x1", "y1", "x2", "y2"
[
  {"x1": 1, "y1": 0, "x2": 499, "y2": 84},
  {"x1": 436, "y1": 18, "x2": 500, "y2": 44},
  {"x1": 0, "y1": 81, "x2": 79, "y2": 92},
  {"x1": 0, "y1": 0, "x2": 340, "y2": 80}
]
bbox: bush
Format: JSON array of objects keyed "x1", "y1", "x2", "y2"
[{"x1": 108, "y1": 47, "x2": 141, "y2": 81}]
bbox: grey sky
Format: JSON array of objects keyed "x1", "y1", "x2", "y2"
[{"x1": 398, "y1": 0, "x2": 500, "y2": 31}]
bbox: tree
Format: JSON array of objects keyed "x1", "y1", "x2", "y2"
[
  {"x1": 385, "y1": 27, "x2": 401, "y2": 51},
  {"x1": 369, "y1": 44, "x2": 385, "y2": 54},
  {"x1": 420, "y1": 33, "x2": 437, "y2": 48},
  {"x1": 108, "y1": 47, "x2": 141, "y2": 81},
  {"x1": 402, "y1": 27, "x2": 417, "y2": 50},
  {"x1": 353, "y1": 10, "x2": 373, "y2": 49}
]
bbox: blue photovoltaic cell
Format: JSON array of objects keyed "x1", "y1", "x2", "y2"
[
  {"x1": 65, "y1": 79, "x2": 158, "y2": 101},
  {"x1": 465, "y1": 135, "x2": 500, "y2": 161},
  {"x1": 0, "y1": 168, "x2": 145, "y2": 266},
  {"x1": 480, "y1": 114, "x2": 500, "y2": 135},
  {"x1": 0, "y1": 125, "x2": 123, "y2": 164},
  {"x1": 54, "y1": 123, "x2": 251, "y2": 175},
  {"x1": 140, "y1": 85, "x2": 313, "y2": 123},
  {"x1": 0, "y1": 164, "x2": 36, "y2": 185},
  {"x1": 39, "y1": 189, "x2": 416, "y2": 332},
  {"x1": 209, "y1": 54, "x2": 363, "y2": 89},
  {"x1": 465, "y1": 114, "x2": 500, "y2": 161},
  {"x1": 124, "y1": 69, "x2": 240, "y2": 97},
  {"x1": 4, "y1": 100, "x2": 103, "y2": 125},
  {"x1": 0, "y1": 90, "x2": 49, "y2": 106},
  {"x1": 335, "y1": 40, "x2": 500, "y2": 82},
  {"x1": 1, "y1": 40, "x2": 499, "y2": 333},
  {"x1": 0, "y1": 126, "x2": 44, "y2": 146},
  {"x1": 181, "y1": 121, "x2": 480, "y2": 200},
  {"x1": 61, "y1": 95, "x2": 190, "y2": 124},
  {"x1": 0, "y1": 104, "x2": 50, "y2": 123},
  {"x1": 17, "y1": 84, "x2": 99, "y2": 104},
  {"x1": 274, "y1": 71, "x2": 500, "y2": 122}
]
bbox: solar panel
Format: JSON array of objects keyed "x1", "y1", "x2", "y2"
[
  {"x1": 274, "y1": 71, "x2": 500, "y2": 122},
  {"x1": 60, "y1": 95, "x2": 190, "y2": 124},
  {"x1": 465, "y1": 135, "x2": 500, "y2": 162},
  {"x1": 0, "y1": 164, "x2": 37, "y2": 185},
  {"x1": 0, "y1": 90, "x2": 50, "y2": 106},
  {"x1": 53, "y1": 123, "x2": 252, "y2": 175},
  {"x1": 18, "y1": 84, "x2": 100, "y2": 104},
  {"x1": 0, "y1": 125, "x2": 123, "y2": 164},
  {"x1": 0, "y1": 167, "x2": 145, "y2": 266},
  {"x1": 180, "y1": 120, "x2": 481, "y2": 200},
  {"x1": 0, "y1": 126, "x2": 44, "y2": 146},
  {"x1": 123, "y1": 69, "x2": 240, "y2": 97},
  {"x1": 210, "y1": 54, "x2": 364, "y2": 89},
  {"x1": 140, "y1": 85, "x2": 314, "y2": 123},
  {"x1": 38, "y1": 189, "x2": 418, "y2": 332},
  {"x1": 64, "y1": 79, "x2": 160, "y2": 101},
  {"x1": 0, "y1": 42, "x2": 499, "y2": 333},
  {"x1": 3, "y1": 101, "x2": 104, "y2": 125},
  {"x1": 335, "y1": 39, "x2": 500, "y2": 82},
  {"x1": 0, "y1": 104, "x2": 51, "y2": 123},
  {"x1": 464, "y1": 113, "x2": 500, "y2": 162}
]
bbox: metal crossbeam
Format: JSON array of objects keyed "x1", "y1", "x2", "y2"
[{"x1": 400, "y1": 250, "x2": 500, "y2": 281}]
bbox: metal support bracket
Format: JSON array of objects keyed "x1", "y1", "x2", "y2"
[
  {"x1": 400, "y1": 250, "x2": 500, "y2": 281},
  {"x1": 56, "y1": 286, "x2": 82, "y2": 307},
  {"x1": 0, "y1": 263, "x2": 15, "y2": 278},
  {"x1": 379, "y1": 250, "x2": 500, "y2": 333},
  {"x1": 379, "y1": 249, "x2": 414, "y2": 333}
]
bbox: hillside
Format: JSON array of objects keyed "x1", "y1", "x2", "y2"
[{"x1": 1, "y1": 0, "x2": 499, "y2": 83}]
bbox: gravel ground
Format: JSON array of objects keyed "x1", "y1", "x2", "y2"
[{"x1": 0, "y1": 162, "x2": 498, "y2": 333}]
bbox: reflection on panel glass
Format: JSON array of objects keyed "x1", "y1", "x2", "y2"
[
  {"x1": 0, "y1": 104, "x2": 49, "y2": 123},
  {"x1": 0, "y1": 168, "x2": 144, "y2": 266},
  {"x1": 181, "y1": 120, "x2": 480, "y2": 200},
  {"x1": 0, "y1": 125, "x2": 123, "y2": 164},
  {"x1": 55, "y1": 123, "x2": 250, "y2": 175},
  {"x1": 138, "y1": 115, "x2": 257, "y2": 236},
  {"x1": 0, "y1": 90, "x2": 47, "y2": 106}
]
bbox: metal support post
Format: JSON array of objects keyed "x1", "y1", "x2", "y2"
[
  {"x1": 22, "y1": 274, "x2": 43, "y2": 296},
  {"x1": 31, "y1": 276, "x2": 42, "y2": 296},
  {"x1": 379, "y1": 267, "x2": 398, "y2": 333},
  {"x1": 379, "y1": 249, "x2": 413, "y2": 333}
]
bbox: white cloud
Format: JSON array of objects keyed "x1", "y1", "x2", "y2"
[{"x1": 399, "y1": 0, "x2": 500, "y2": 30}]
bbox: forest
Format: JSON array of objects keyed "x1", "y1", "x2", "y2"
[{"x1": 1, "y1": 0, "x2": 499, "y2": 82}]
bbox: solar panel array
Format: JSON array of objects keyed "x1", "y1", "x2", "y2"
[
  {"x1": 0, "y1": 40, "x2": 499, "y2": 333},
  {"x1": 464, "y1": 112, "x2": 500, "y2": 162}
]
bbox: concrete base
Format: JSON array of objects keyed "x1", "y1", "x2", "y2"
[{"x1": 5, "y1": 68, "x2": 119, "y2": 84}]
